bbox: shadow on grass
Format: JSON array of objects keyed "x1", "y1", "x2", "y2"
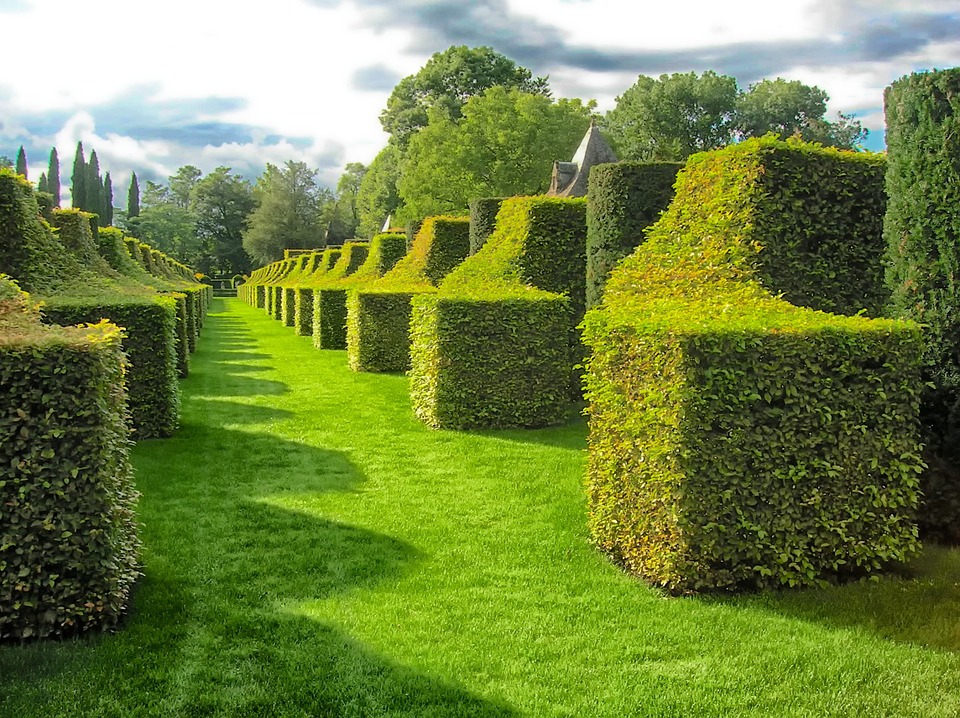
[
  {"x1": 0, "y1": 423, "x2": 516, "y2": 717},
  {"x1": 472, "y1": 413, "x2": 588, "y2": 450},
  {"x1": 701, "y1": 544, "x2": 960, "y2": 653}
]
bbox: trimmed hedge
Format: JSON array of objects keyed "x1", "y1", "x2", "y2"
[
  {"x1": 1, "y1": 277, "x2": 140, "y2": 640},
  {"x1": 468, "y1": 197, "x2": 505, "y2": 255},
  {"x1": 585, "y1": 162, "x2": 682, "y2": 308},
  {"x1": 42, "y1": 296, "x2": 180, "y2": 439},
  {"x1": 583, "y1": 137, "x2": 922, "y2": 592},
  {"x1": 347, "y1": 217, "x2": 470, "y2": 373},
  {"x1": 313, "y1": 242, "x2": 369, "y2": 349},
  {"x1": 409, "y1": 198, "x2": 587, "y2": 428},
  {"x1": 883, "y1": 68, "x2": 960, "y2": 541}
]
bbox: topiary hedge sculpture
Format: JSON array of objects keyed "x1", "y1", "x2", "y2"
[
  {"x1": 347, "y1": 217, "x2": 470, "y2": 373},
  {"x1": 582, "y1": 137, "x2": 922, "y2": 593},
  {"x1": 409, "y1": 197, "x2": 587, "y2": 429}
]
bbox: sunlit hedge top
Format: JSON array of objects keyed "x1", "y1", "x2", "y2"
[{"x1": 372, "y1": 216, "x2": 470, "y2": 291}]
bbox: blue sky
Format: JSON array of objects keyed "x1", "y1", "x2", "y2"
[{"x1": 1, "y1": 0, "x2": 957, "y2": 207}]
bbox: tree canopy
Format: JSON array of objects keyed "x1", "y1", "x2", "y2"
[
  {"x1": 242, "y1": 161, "x2": 328, "y2": 264},
  {"x1": 380, "y1": 45, "x2": 549, "y2": 145},
  {"x1": 193, "y1": 167, "x2": 256, "y2": 274},
  {"x1": 398, "y1": 87, "x2": 593, "y2": 219},
  {"x1": 603, "y1": 72, "x2": 868, "y2": 161},
  {"x1": 356, "y1": 143, "x2": 403, "y2": 238}
]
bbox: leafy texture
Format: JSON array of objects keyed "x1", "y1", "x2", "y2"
[
  {"x1": 0, "y1": 276, "x2": 140, "y2": 641},
  {"x1": 585, "y1": 162, "x2": 682, "y2": 308},
  {"x1": 347, "y1": 218, "x2": 469, "y2": 373},
  {"x1": 410, "y1": 197, "x2": 586, "y2": 429},
  {"x1": 583, "y1": 137, "x2": 922, "y2": 592},
  {"x1": 883, "y1": 68, "x2": 960, "y2": 542}
]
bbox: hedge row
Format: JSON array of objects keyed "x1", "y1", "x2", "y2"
[
  {"x1": 1, "y1": 275, "x2": 140, "y2": 641},
  {"x1": 313, "y1": 242, "x2": 370, "y2": 350},
  {"x1": 468, "y1": 197, "x2": 505, "y2": 255},
  {"x1": 409, "y1": 197, "x2": 586, "y2": 429},
  {"x1": 583, "y1": 137, "x2": 922, "y2": 592},
  {"x1": 348, "y1": 218, "x2": 470, "y2": 373},
  {"x1": 585, "y1": 162, "x2": 682, "y2": 308},
  {"x1": 883, "y1": 68, "x2": 960, "y2": 542}
]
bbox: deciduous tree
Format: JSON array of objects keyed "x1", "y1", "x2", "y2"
[
  {"x1": 192, "y1": 166, "x2": 255, "y2": 274},
  {"x1": 356, "y1": 143, "x2": 402, "y2": 238}
]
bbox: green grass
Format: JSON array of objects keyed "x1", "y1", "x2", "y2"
[{"x1": 2, "y1": 297, "x2": 958, "y2": 717}]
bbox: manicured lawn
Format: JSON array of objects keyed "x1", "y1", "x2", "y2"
[{"x1": 2, "y1": 297, "x2": 958, "y2": 717}]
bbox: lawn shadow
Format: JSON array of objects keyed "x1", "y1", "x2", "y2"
[
  {"x1": 701, "y1": 544, "x2": 960, "y2": 653},
  {"x1": 472, "y1": 412, "x2": 588, "y2": 450},
  {"x1": 0, "y1": 425, "x2": 517, "y2": 717}
]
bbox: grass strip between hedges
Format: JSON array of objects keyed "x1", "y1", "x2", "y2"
[{"x1": 1, "y1": 298, "x2": 958, "y2": 717}]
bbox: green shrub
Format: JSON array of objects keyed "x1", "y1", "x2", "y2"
[
  {"x1": 313, "y1": 243, "x2": 369, "y2": 349},
  {"x1": 409, "y1": 198, "x2": 587, "y2": 428},
  {"x1": 42, "y1": 296, "x2": 180, "y2": 439},
  {"x1": 883, "y1": 68, "x2": 960, "y2": 540},
  {"x1": 0, "y1": 277, "x2": 140, "y2": 640},
  {"x1": 583, "y1": 137, "x2": 922, "y2": 592},
  {"x1": 347, "y1": 217, "x2": 470, "y2": 372},
  {"x1": 406, "y1": 218, "x2": 424, "y2": 251},
  {"x1": 468, "y1": 197, "x2": 505, "y2": 255},
  {"x1": 585, "y1": 162, "x2": 682, "y2": 308}
]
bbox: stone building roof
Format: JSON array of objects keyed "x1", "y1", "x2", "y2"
[{"x1": 547, "y1": 120, "x2": 618, "y2": 197}]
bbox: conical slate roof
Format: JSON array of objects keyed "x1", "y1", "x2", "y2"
[{"x1": 547, "y1": 119, "x2": 618, "y2": 197}]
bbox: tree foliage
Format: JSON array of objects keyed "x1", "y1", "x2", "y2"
[
  {"x1": 356, "y1": 143, "x2": 402, "y2": 238},
  {"x1": 193, "y1": 166, "x2": 255, "y2": 274},
  {"x1": 15, "y1": 146, "x2": 27, "y2": 178},
  {"x1": 102, "y1": 172, "x2": 114, "y2": 226},
  {"x1": 321, "y1": 162, "x2": 366, "y2": 244},
  {"x1": 169, "y1": 165, "x2": 201, "y2": 209},
  {"x1": 71, "y1": 142, "x2": 86, "y2": 209},
  {"x1": 47, "y1": 147, "x2": 60, "y2": 207},
  {"x1": 604, "y1": 73, "x2": 868, "y2": 161},
  {"x1": 243, "y1": 161, "x2": 328, "y2": 264},
  {"x1": 380, "y1": 45, "x2": 549, "y2": 145},
  {"x1": 127, "y1": 172, "x2": 140, "y2": 218},
  {"x1": 398, "y1": 87, "x2": 592, "y2": 219}
]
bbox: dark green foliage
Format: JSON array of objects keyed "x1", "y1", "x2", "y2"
[
  {"x1": 47, "y1": 148, "x2": 60, "y2": 208},
  {"x1": 410, "y1": 294, "x2": 571, "y2": 428},
  {"x1": 347, "y1": 217, "x2": 470, "y2": 373},
  {"x1": 282, "y1": 287, "x2": 296, "y2": 327},
  {"x1": 42, "y1": 297, "x2": 180, "y2": 439},
  {"x1": 312, "y1": 243, "x2": 369, "y2": 349},
  {"x1": 85, "y1": 151, "x2": 103, "y2": 223},
  {"x1": 0, "y1": 279, "x2": 140, "y2": 640},
  {"x1": 369, "y1": 232, "x2": 407, "y2": 275},
  {"x1": 883, "y1": 68, "x2": 960, "y2": 539},
  {"x1": 127, "y1": 172, "x2": 139, "y2": 218},
  {"x1": 102, "y1": 172, "x2": 113, "y2": 226},
  {"x1": 468, "y1": 197, "x2": 505, "y2": 255},
  {"x1": 172, "y1": 293, "x2": 189, "y2": 376},
  {"x1": 15, "y1": 146, "x2": 27, "y2": 178},
  {"x1": 585, "y1": 162, "x2": 681, "y2": 308},
  {"x1": 294, "y1": 288, "x2": 313, "y2": 336},
  {"x1": 405, "y1": 218, "x2": 423, "y2": 251},
  {"x1": 408, "y1": 198, "x2": 587, "y2": 428},
  {"x1": 37, "y1": 173, "x2": 47, "y2": 194},
  {"x1": 583, "y1": 137, "x2": 923, "y2": 592},
  {"x1": 71, "y1": 142, "x2": 85, "y2": 211}
]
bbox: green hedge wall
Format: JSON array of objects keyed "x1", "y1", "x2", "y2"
[
  {"x1": 1, "y1": 278, "x2": 140, "y2": 640},
  {"x1": 42, "y1": 296, "x2": 180, "y2": 439},
  {"x1": 883, "y1": 68, "x2": 960, "y2": 541},
  {"x1": 468, "y1": 197, "x2": 505, "y2": 255},
  {"x1": 312, "y1": 242, "x2": 369, "y2": 349},
  {"x1": 347, "y1": 217, "x2": 470, "y2": 373},
  {"x1": 408, "y1": 198, "x2": 587, "y2": 428},
  {"x1": 583, "y1": 137, "x2": 922, "y2": 592},
  {"x1": 410, "y1": 293, "x2": 571, "y2": 429},
  {"x1": 585, "y1": 162, "x2": 681, "y2": 308}
]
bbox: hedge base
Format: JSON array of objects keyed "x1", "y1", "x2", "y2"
[{"x1": 347, "y1": 290, "x2": 417, "y2": 372}]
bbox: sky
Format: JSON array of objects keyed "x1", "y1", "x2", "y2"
[{"x1": 1, "y1": 0, "x2": 958, "y2": 208}]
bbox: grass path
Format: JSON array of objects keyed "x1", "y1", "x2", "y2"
[{"x1": 2, "y1": 297, "x2": 959, "y2": 717}]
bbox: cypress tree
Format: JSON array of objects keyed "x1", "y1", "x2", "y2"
[
  {"x1": 48, "y1": 147, "x2": 61, "y2": 207},
  {"x1": 15, "y1": 146, "x2": 27, "y2": 178},
  {"x1": 127, "y1": 171, "x2": 140, "y2": 217},
  {"x1": 38, "y1": 172, "x2": 48, "y2": 194},
  {"x1": 71, "y1": 141, "x2": 86, "y2": 209},
  {"x1": 102, "y1": 172, "x2": 114, "y2": 226},
  {"x1": 86, "y1": 150, "x2": 103, "y2": 219}
]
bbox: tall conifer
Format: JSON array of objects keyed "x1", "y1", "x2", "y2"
[
  {"x1": 48, "y1": 147, "x2": 61, "y2": 206},
  {"x1": 102, "y1": 172, "x2": 114, "y2": 226},
  {"x1": 15, "y1": 146, "x2": 27, "y2": 178},
  {"x1": 38, "y1": 173, "x2": 48, "y2": 194},
  {"x1": 127, "y1": 172, "x2": 140, "y2": 217},
  {"x1": 86, "y1": 150, "x2": 102, "y2": 218},
  {"x1": 71, "y1": 142, "x2": 86, "y2": 209}
]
